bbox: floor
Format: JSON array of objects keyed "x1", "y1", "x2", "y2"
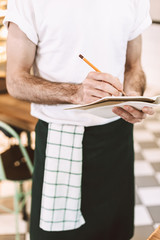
[{"x1": 131, "y1": 110, "x2": 160, "y2": 240}]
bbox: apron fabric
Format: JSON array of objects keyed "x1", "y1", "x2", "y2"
[{"x1": 30, "y1": 118, "x2": 134, "y2": 240}]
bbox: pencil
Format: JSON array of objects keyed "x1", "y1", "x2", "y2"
[
  {"x1": 79, "y1": 54, "x2": 101, "y2": 72},
  {"x1": 79, "y1": 54, "x2": 126, "y2": 96}
]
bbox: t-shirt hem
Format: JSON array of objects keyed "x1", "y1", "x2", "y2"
[{"x1": 30, "y1": 107, "x2": 120, "y2": 127}]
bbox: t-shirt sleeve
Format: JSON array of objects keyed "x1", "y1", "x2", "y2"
[
  {"x1": 128, "y1": 0, "x2": 152, "y2": 41},
  {"x1": 3, "y1": 0, "x2": 38, "y2": 45}
]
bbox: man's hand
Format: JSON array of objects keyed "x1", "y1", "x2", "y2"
[
  {"x1": 112, "y1": 105, "x2": 154, "y2": 124},
  {"x1": 112, "y1": 90, "x2": 155, "y2": 124},
  {"x1": 73, "y1": 72, "x2": 123, "y2": 105}
]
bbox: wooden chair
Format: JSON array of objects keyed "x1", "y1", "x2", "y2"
[{"x1": 0, "y1": 121, "x2": 34, "y2": 240}]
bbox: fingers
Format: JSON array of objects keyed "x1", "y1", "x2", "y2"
[
  {"x1": 113, "y1": 107, "x2": 141, "y2": 124},
  {"x1": 84, "y1": 95, "x2": 100, "y2": 104},
  {"x1": 84, "y1": 88, "x2": 111, "y2": 101},
  {"x1": 75, "y1": 84, "x2": 108, "y2": 105},
  {"x1": 87, "y1": 72, "x2": 123, "y2": 92},
  {"x1": 123, "y1": 106, "x2": 146, "y2": 119},
  {"x1": 112, "y1": 105, "x2": 152, "y2": 124},
  {"x1": 77, "y1": 71, "x2": 123, "y2": 104},
  {"x1": 95, "y1": 81, "x2": 120, "y2": 96},
  {"x1": 85, "y1": 78, "x2": 120, "y2": 96},
  {"x1": 84, "y1": 72, "x2": 123, "y2": 97},
  {"x1": 142, "y1": 106, "x2": 155, "y2": 115}
]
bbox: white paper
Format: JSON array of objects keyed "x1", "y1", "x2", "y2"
[{"x1": 65, "y1": 95, "x2": 160, "y2": 118}]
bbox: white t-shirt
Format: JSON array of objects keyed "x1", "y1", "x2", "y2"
[{"x1": 4, "y1": 0, "x2": 151, "y2": 126}]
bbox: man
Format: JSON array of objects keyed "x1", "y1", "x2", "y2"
[{"x1": 4, "y1": 0, "x2": 154, "y2": 239}]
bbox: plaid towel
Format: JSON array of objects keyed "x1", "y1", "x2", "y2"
[{"x1": 40, "y1": 123, "x2": 85, "y2": 231}]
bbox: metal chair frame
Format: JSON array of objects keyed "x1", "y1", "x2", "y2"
[{"x1": 0, "y1": 121, "x2": 34, "y2": 240}]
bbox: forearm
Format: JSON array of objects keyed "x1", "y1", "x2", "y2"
[
  {"x1": 124, "y1": 66, "x2": 146, "y2": 96},
  {"x1": 6, "y1": 71, "x2": 80, "y2": 104},
  {"x1": 113, "y1": 36, "x2": 154, "y2": 124},
  {"x1": 7, "y1": 70, "x2": 125, "y2": 105},
  {"x1": 124, "y1": 36, "x2": 146, "y2": 96}
]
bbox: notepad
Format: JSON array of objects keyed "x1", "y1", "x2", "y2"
[{"x1": 65, "y1": 95, "x2": 160, "y2": 118}]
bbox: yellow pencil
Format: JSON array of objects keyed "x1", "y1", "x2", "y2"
[
  {"x1": 79, "y1": 54, "x2": 101, "y2": 72},
  {"x1": 79, "y1": 54, "x2": 126, "y2": 96}
]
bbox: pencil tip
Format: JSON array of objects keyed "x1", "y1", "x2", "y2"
[{"x1": 79, "y1": 54, "x2": 84, "y2": 59}]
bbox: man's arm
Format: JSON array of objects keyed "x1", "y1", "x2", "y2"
[
  {"x1": 6, "y1": 23, "x2": 79, "y2": 104},
  {"x1": 124, "y1": 35, "x2": 146, "y2": 96},
  {"x1": 6, "y1": 23, "x2": 123, "y2": 105},
  {"x1": 112, "y1": 35, "x2": 154, "y2": 123}
]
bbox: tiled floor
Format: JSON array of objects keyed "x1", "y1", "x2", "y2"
[{"x1": 131, "y1": 110, "x2": 160, "y2": 240}]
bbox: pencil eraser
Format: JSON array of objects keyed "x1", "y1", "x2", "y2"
[{"x1": 79, "y1": 54, "x2": 84, "y2": 59}]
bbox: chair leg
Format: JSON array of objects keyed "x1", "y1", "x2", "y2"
[
  {"x1": 22, "y1": 202, "x2": 28, "y2": 221},
  {"x1": 14, "y1": 183, "x2": 20, "y2": 240},
  {"x1": 27, "y1": 131, "x2": 31, "y2": 147},
  {"x1": 19, "y1": 183, "x2": 28, "y2": 221}
]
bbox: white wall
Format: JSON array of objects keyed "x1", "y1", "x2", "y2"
[{"x1": 141, "y1": 0, "x2": 160, "y2": 95}]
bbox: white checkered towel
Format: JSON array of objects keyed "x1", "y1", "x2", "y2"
[{"x1": 40, "y1": 123, "x2": 85, "y2": 231}]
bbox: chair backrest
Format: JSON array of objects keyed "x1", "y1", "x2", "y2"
[{"x1": 0, "y1": 121, "x2": 34, "y2": 180}]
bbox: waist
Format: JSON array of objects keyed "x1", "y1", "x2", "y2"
[{"x1": 31, "y1": 103, "x2": 120, "y2": 127}]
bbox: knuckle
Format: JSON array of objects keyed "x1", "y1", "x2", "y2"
[
  {"x1": 115, "y1": 77, "x2": 120, "y2": 83},
  {"x1": 128, "y1": 107, "x2": 134, "y2": 113},
  {"x1": 87, "y1": 71, "x2": 95, "y2": 78},
  {"x1": 99, "y1": 73, "x2": 110, "y2": 81},
  {"x1": 100, "y1": 82, "x2": 106, "y2": 89},
  {"x1": 113, "y1": 76, "x2": 121, "y2": 86},
  {"x1": 104, "y1": 73, "x2": 110, "y2": 79},
  {"x1": 113, "y1": 89, "x2": 119, "y2": 96}
]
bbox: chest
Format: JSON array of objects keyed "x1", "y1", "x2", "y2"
[{"x1": 34, "y1": 0, "x2": 135, "y2": 43}]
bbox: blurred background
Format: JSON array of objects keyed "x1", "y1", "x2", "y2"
[
  {"x1": 0, "y1": 0, "x2": 160, "y2": 240},
  {"x1": 142, "y1": 0, "x2": 160, "y2": 94}
]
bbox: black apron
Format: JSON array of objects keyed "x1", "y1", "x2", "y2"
[{"x1": 30, "y1": 118, "x2": 134, "y2": 240}]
